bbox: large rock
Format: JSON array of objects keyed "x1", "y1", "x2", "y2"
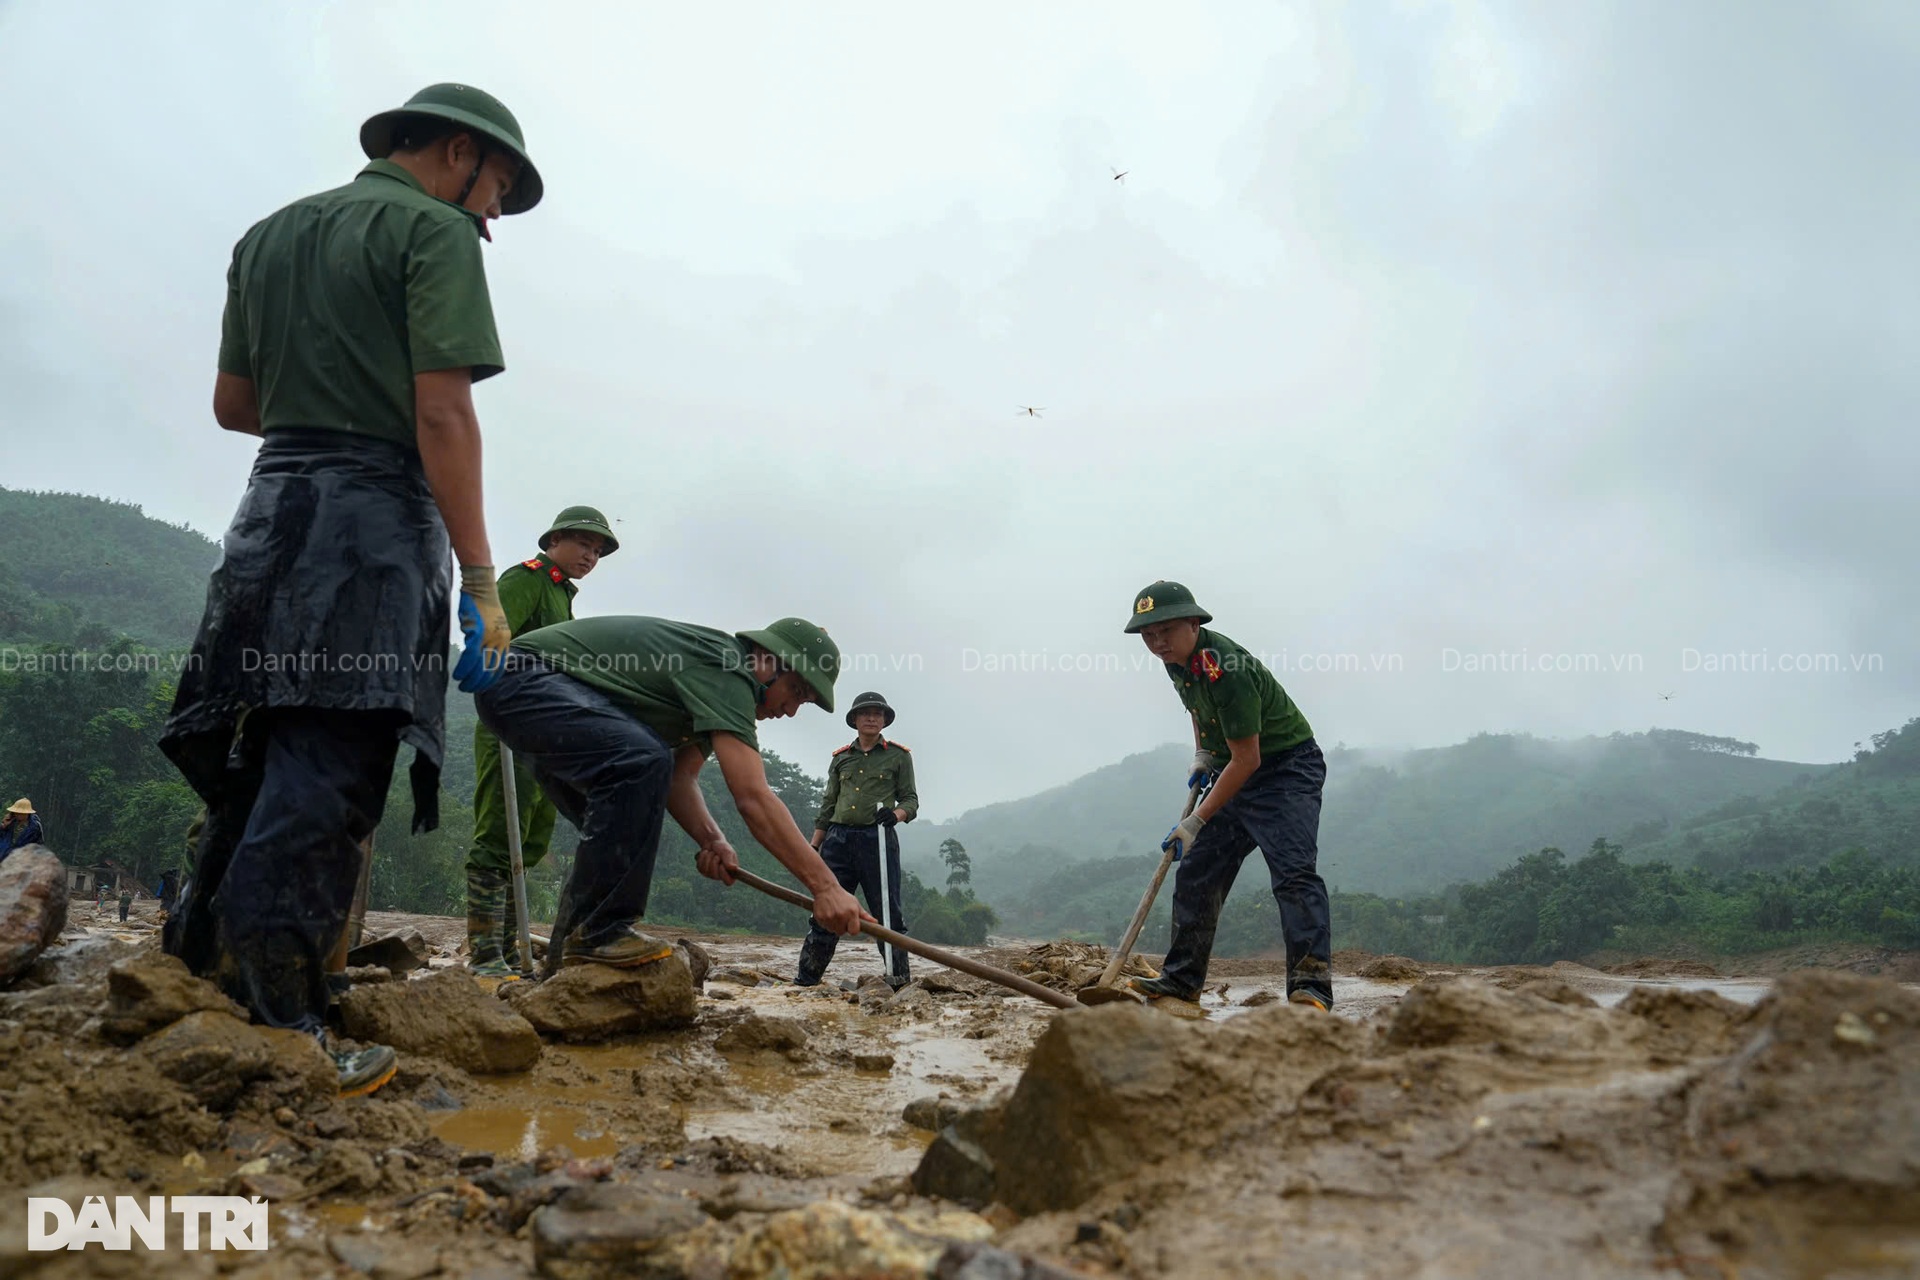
[
  {"x1": 101, "y1": 951, "x2": 247, "y2": 1044},
  {"x1": 345, "y1": 930, "x2": 431, "y2": 975},
  {"x1": 137, "y1": 1009, "x2": 335, "y2": 1109},
  {"x1": 0, "y1": 846, "x2": 68, "y2": 984},
  {"x1": 916, "y1": 1000, "x2": 1366, "y2": 1214},
  {"x1": 504, "y1": 954, "x2": 696, "y2": 1043},
  {"x1": 531, "y1": 1183, "x2": 709, "y2": 1280},
  {"x1": 714, "y1": 1012, "x2": 810, "y2": 1055},
  {"x1": 340, "y1": 968, "x2": 542, "y2": 1073}
]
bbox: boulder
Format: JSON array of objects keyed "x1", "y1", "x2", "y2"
[
  {"x1": 346, "y1": 930, "x2": 431, "y2": 975},
  {"x1": 101, "y1": 951, "x2": 247, "y2": 1044},
  {"x1": 137, "y1": 1010, "x2": 335, "y2": 1109},
  {"x1": 530, "y1": 1182, "x2": 709, "y2": 1280},
  {"x1": 339, "y1": 968, "x2": 541, "y2": 1073},
  {"x1": 677, "y1": 938, "x2": 712, "y2": 987},
  {"x1": 903, "y1": 1096, "x2": 968, "y2": 1132},
  {"x1": 714, "y1": 1012, "x2": 811, "y2": 1055},
  {"x1": 0, "y1": 847, "x2": 68, "y2": 984},
  {"x1": 504, "y1": 953, "x2": 697, "y2": 1042}
]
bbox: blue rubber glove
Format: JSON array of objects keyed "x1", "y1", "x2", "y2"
[
  {"x1": 1162, "y1": 811, "x2": 1206, "y2": 862},
  {"x1": 453, "y1": 566, "x2": 510, "y2": 694},
  {"x1": 1186, "y1": 749, "x2": 1219, "y2": 792}
]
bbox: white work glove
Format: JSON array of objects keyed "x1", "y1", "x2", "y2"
[
  {"x1": 1163, "y1": 811, "x2": 1207, "y2": 862},
  {"x1": 1186, "y1": 749, "x2": 1219, "y2": 791}
]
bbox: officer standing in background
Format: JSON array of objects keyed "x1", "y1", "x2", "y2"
[
  {"x1": 466, "y1": 504, "x2": 618, "y2": 977},
  {"x1": 795, "y1": 691, "x2": 918, "y2": 988}
]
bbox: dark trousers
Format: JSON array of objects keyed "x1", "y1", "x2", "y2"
[
  {"x1": 118, "y1": 897, "x2": 131, "y2": 922},
  {"x1": 475, "y1": 654, "x2": 674, "y2": 963},
  {"x1": 796, "y1": 822, "x2": 909, "y2": 984},
  {"x1": 1162, "y1": 740, "x2": 1332, "y2": 1005},
  {"x1": 163, "y1": 708, "x2": 400, "y2": 1036}
]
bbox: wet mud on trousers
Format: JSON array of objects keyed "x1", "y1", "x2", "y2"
[
  {"x1": 159, "y1": 428, "x2": 454, "y2": 832},
  {"x1": 796, "y1": 821, "x2": 910, "y2": 985},
  {"x1": 474, "y1": 653, "x2": 673, "y2": 967},
  {"x1": 163, "y1": 708, "x2": 400, "y2": 1034},
  {"x1": 1161, "y1": 739, "x2": 1332, "y2": 1004}
]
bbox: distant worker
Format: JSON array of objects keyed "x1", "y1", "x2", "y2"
[
  {"x1": 0, "y1": 798, "x2": 43, "y2": 859},
  {"x1": 473, "y1": 615, "x2": 866, "y2": 968},
  {"x1": 467, "y1": 505, "x2": 618, "y2": 978},
  {"x1": 795, "y1": 692, "x2": 918, "y2": 988},
  {"x1": 118, "y1": 885, "x2": 134, "y2": 922},
  {"x1": 159, "y1": 83, "x2": 544, "y2": 1099},
  {"x1": 1123, "y1": 582, "x2": 1332, "y2": 1011}
]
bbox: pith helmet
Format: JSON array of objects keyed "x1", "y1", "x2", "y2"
[
  {"x1": 6, "y1": 798, "x2": 31, "y2": 816},
  {"x1": 844, "y1": 691, "x2": 895, "y2": 730},
  {"x1": 540, "y1": 505, "x2": 618, "y2": 555},
  {"x1": 736, "y1": 618, "x2": 841, "y2": 712},
  {"x1": 360, "y1": 83, "x2": 544, "y2": 214},
  {"x1": 1122, "y1": 580, "x2": 1213, "y2": 634}
]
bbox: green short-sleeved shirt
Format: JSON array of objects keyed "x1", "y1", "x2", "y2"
[
  {"x1": 217, "y1": 159, "x2": 504, "y2": 449},
  {"x1": 498, "y1": 554, "x2": 578, "y2": 638},
  {"x1": 815, "y1": 739, "x2": 918, "y2": 828},
  {"x1": 513, "y1": 616, "x2": 760, "y2": 755},
  {"x1": 1166, "y1": 627, "x2": 1314, "y2": 761}
]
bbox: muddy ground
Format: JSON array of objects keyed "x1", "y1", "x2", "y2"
[{"x1": 4, "y1": 898, "x2": 1918, "y2": 1278}]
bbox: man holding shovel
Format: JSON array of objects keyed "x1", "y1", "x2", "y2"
[
  {"x1": 473, "y1": 615, "x2": 866, "y2": 967},
  {"x1": 466, "y1": 505, "x2": 617, "y2": 978},
  {"x1": 1123, "y1": 581, "x2": 1333, "y2": 1010},
  {"x1": 795, "y1": 691, "x2": 918, "y2": 988}
]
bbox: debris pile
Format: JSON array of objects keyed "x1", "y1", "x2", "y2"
[{"x1": 996, "y1": 940, "x2": 1157, "y2": 994}]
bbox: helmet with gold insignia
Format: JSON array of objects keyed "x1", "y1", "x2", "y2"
[
  {"x1": 737, "y1": 618, "x2": 841, "y2": 712},
  {"x1": 540, "y1": 505, "x2": 618, "y2": 555},
  {"x1": 1123, "y1": 580, "x2": 1212, "y2": 633},
  {"x1": 844, "y1": 691, "x2": 895, "y2": 730}
]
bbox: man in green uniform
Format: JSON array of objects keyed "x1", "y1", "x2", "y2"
[
  {"x1": 466, "y1": 505, "x2": 618, "y2": 977},
  {"x1": 473, "y1": 616, "x2": 866, "y2": 969},
  {"x1": 795, "y1": 692, "x2": 918, "y2": 987},
  {"x1": 1123, "y1": 581, "x2": 1333, "y2": 1010},
  {"x1": 161, "y1": 84, "x2": 542, "y2": 1097}
]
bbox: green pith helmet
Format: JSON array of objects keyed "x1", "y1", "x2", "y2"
[
  {"x1": 540, "y1": 505, "x2": 618, "y2": 555},
  {"x1": 1122, "y1": 580, "x2": 1213, "y2": 634},
  {"x1": 360, "y1": 83, "x2": 544, "y2": 214},
  {"x1": 844, "y1": 691, "x2": 895, "y2": 730},
  {"x1": 737, "y1": 618, "x2": 841, "y2": 712}
]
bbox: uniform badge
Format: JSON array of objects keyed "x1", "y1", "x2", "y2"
[
  {"x1": 522, "y1": 558, "x2": 543, "y2": 571},
  {"x1": 1134, "y1": 596, "x2": 1154, "y2": 614},
  {"x1": 1189, "y1": 649, "x2": 1224, "y2": 682},
  {"x1": 549, "y1": 567, "x2": 564, "y2": 583}
]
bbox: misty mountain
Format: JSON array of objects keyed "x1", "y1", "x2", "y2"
[{"x1": 901, "y1": 729, "x2": 1830, "y2": 906}]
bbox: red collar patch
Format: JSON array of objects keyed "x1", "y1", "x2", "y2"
[{"x1": 1189, "y1": 649, "x2": 1224, "y2": 683}]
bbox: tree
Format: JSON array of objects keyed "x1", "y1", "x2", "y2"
[{"x1": 939, "y1": 837, "x2": 972, "y2": 888}]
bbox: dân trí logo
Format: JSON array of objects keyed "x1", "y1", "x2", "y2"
[{"x1": 27, "y1": 1196, "x2": 270, "y2": 1251}]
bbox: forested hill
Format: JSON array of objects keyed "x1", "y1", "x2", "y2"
[
  {"x1": 901, "y1": 729, "x2": 1830, "y2": 903},
  {"x1": 0, "y1": 488, "x2": 219, "y2": 646}
]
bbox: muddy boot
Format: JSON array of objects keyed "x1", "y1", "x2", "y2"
[
  {"x1": 1287, "y1": 991, "x2": 1330, "y2": 1012},
  {"x1": 466, "y1": 867, "x2": 513, "y2": 978},
  {"x1": 794, "y1": 930, "x2": 837, "y2": 987},
  {"x1": 330, "y1": 1040, "x2": 398, "y2": 1098},
  {"x1": 499, "y1": 888, "x2": 527, "y2": 975},
  {"x1": 562, "y1": 923, "x2": 675, "y2": 969},
  {"x1": 1129, "y1": 974, "x2": 1200, "y2": 1003}
]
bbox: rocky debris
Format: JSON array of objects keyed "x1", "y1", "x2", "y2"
[
  {"x1": 1239, "y1": 989, "x2": 1278, "y2": 1007},
  {"x1": 904, "y1": 1095, "x2": 968, "y2": 1132},
  {"x1": 340, "y1": 967, "x2": 542, "y2": 1073},
  {"x1": 347, "y1": 929, "x2": 432, "y2": 974},
  {"x1": 1513, "y1": 975, "x2": 1598, "y2": 1007},
  {"x1": 0, "y1": 847, "x2": 68, "y2": 985},
  {"x1": 678, "y1": 938, "x2": 713, "y2": 987},
  {"x1": 1381, "y1": 975, "x2": 1617, "y2": 1056},
  {"x1": 345, "y1": 964, "x2": 395, "y2": 984},
  {"x1": 708, "y1": 964, "x2": 770, "y2": 987},
  {"x1": 100, "y1": 951, "x2": 247, "y2": 1044},
  {"x1": 503, "y1": 952, "x2": 697, "y2": 1042},
  {"x1": 854, "y1": 1050, "x2": 897, "y2": 1072},
  {"x1": 16, "y1": 933, "x2": 137, "y2": 989},
  {"x1": 925, "y1": 1000, "x2": 1367, "y2": 1214},
  {"x1": 1662, "y1": 970, "x2": 1920, "y2": 1265},
  {"x1": 531, "y1": 1182, "x2": 710, "y2": 1278},
  {"x1": 713, "y1": 1011, "x2": 811, "y2": 1056},
  {"x1": 1356, "y1": 954, "x2": 1427, "y2": 982},
  {"x1": 721, "y1": 1199, "x2": 998, "y2": 1280},
  {"x1": 1609, "y1": 956, "x2": 1720, "y2": 978},
  {"x1": 1002, "y1": 940, "x2": 1155, "y2": 994},
  {"x1": 137, "y1": 1010, "x2": 336, "y2": 1109},
  {"x1": 1618, "y1": 985, "x2": 1744, "y2": 1063},
  {"x1": 888, "y1": 983, "x2": 939, "y2": 1017}
]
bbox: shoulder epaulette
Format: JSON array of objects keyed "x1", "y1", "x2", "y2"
[
  {"x1": 889, "y1": 741, "x2": 910, "y2": 752},
  {"x1": 832, "y1": 744, "x2": 854, "y2": 756},
  {"x1": 519, "y1": 558, "x2": 543, "y2": 571}
]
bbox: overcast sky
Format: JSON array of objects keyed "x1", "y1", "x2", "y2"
[{"x1": 3, "y1": 1, "x2": 1914, "y2": 819}]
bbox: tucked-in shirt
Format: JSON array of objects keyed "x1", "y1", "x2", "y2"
[
  {"x1": 497, "y1": 553, "x2": 577, "y2": 638},
  {"x1": 218, "y1": 159, "x2": 504, "y2": 449},
  {"x1": 815, "y1": 739, "x2": 918, "y2": 829},
  {"x1": 1166, "y1": 627, "x2": 1314, "y2": 761},
  {"x1": 513, "y1": 616, "x2": 760, "y2": 754}
]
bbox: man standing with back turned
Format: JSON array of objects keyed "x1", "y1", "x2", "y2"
[{"x1": 161, "y1": 84, "x2": 542, "y2": 1096}]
